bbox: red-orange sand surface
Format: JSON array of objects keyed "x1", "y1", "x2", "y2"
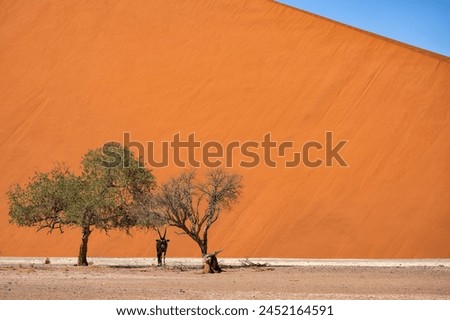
[{"x1": 0, "y1": 0, "x2": 449, "y2": 259}]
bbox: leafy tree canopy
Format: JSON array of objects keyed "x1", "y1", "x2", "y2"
[{"x1": 7, "y1": 142, "x2": 158, "y2": 265}]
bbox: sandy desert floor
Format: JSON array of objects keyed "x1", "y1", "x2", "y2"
[{"x1": 1, "y1": 259, "x2": 449, "y2": 300}]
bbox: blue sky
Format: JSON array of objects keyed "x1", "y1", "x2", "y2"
[{"x1": 277, "y1": 0, "x2": 450, "y2": 57}]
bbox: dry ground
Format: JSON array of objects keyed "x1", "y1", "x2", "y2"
[{"x1": 1, "y1": 263, "x2": 449, "y2": 300}]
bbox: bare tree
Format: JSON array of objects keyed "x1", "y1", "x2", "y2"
[{"x1": 153, "y1": 169, "x2": 242, "y2": 257}]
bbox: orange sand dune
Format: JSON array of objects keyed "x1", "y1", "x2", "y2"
[{"x1": 0, "y1": 0, "x2": 449, "y2": 259}]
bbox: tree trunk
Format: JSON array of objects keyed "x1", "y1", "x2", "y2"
[
  {"x1": 199, "y1": 239, "x2": 207, "y2": 256},
  {"x1": 199, "y1": 232, "x2": 208, "y2": 256},
  {"x1": 77, "y1": 226, "x2": 91, "y2": 266}
]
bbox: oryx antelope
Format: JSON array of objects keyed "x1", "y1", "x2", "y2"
[{"x1": 156, "y1": 228, "x2": 170, "y2": 267}]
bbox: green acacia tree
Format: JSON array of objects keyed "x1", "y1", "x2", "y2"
[{"x1": 7, "y1": 143, "x2": 156, "y2": 266}]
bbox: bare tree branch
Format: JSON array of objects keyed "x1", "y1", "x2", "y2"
[{"x1": 149, "y1": 169, "x2": 242, "y2": 257}]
